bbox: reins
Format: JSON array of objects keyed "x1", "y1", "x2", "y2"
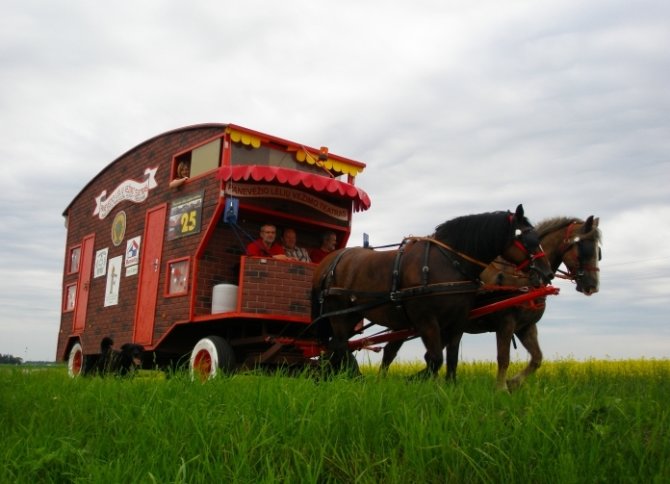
[
  {"x1": 404, "y1": 236, "x2": 490, "y2": 269},
  {"x1": 312, "y1": 216, "x2": 545, "y2": 330},
  {"x1": 365, "y1": 235, "x2": 492, "y2": 269}
]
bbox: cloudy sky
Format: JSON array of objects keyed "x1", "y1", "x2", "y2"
[{"x1": 1, "y1": 0, "x2": 668, "y2": 364}]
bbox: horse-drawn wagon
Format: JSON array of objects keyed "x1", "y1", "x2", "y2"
[
  {"x1": 58, "y1": 123, "x2": 561, "y2": 381},
  {"x1": 58, "y1": 123, "x2": 373, "y2": 378}
]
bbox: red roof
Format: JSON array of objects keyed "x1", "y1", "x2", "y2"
[{"x1": 217, "y1": 165, "x2": 371, "y2": 212}]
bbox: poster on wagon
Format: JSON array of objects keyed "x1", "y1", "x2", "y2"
[
  {"x1": 125, "y1": 236, "x2": 141, "y2": 267},
  {"x1": 104, "y1": 255, "x2": 123, "y2": 306},
  {"x1": 167, "y1": 191, "x2": 203, "y2": 241},
  {"x1": 94, "y1": 248, "x2": 108, "y2": 278}
]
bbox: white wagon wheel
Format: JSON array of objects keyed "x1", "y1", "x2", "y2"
[
  {"x1": 67, "y1": 342, "x2": 85, "y2": 378},
  {"x1": 189, "y1": 336, "x2": 236, "y2": 381}
]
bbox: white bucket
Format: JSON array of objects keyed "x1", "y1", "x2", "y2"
[{"x1": 212, "y1": 284, "x2": 239, "y2": 314}]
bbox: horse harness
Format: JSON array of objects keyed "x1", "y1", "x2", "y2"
[
  {"x1": 313, "y1": 237, "x2": 483, "y2": 325},
  {"x1": 555, "y1": 221, "x2": 600, "y2": 283}
]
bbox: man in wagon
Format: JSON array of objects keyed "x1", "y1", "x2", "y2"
[
  {"x1": 281, "y1": 228, "x2": 311, "y2": 262},
  {"x1": 310, "y1": 231, "x2": 337, "y2": 263},
  {"x1": 246, "y1": 224, "x2": 287, "y2": 259}
]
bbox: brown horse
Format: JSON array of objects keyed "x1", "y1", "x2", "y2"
[
  {"x1": 380, "y1": 215, "x2": 601, "y2": 390},
  {"x1": 311, "y1": 204, "x2": 553, "y2": 379}
]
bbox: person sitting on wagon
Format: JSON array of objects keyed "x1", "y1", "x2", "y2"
[
  {"x1": 169, "y1": 161, "x2": 190, "y2": 188},
  {"x1": 281, "y1": 228, "x2": 311, "y2": 262},
  {"x1": 246, "y1": 224, "x2": 287, "y2": 259},
  {"x1": 310, "y1": 231, "x2": 337, "y2": 263}
]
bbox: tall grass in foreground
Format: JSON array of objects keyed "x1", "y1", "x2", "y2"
[{"x1": 1, "y1": 359, "x2": 669, "y2": 483}]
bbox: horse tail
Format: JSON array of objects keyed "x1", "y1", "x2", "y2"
[
  {"x1": 310, "y1": 285, "x2": 322, "y2": 325},
  {"x1": 311, "y1": 249, "x2": 350, "y2": 344},
  {"x1": 310, "y1": 258, "x2": 332, "y2": 343},
  {"x1": 310, "y1": 260, "x2": 330, "y2": 323}
]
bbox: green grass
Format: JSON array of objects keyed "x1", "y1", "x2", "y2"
[{"x1": 1, "y1": 359, "x2": 669, "y2": 483}]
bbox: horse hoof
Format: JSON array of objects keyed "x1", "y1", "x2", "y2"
[
  {"x1": 407, "y1": 369, "x2": 434, "y2": 381},
  {"x1": 506, "y1": 379, "x2": 522, "y2": 391}
]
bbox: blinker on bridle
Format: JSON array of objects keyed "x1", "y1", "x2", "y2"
[{"x1": 508, "y1": 215, "x2": 547, "y2": 272}]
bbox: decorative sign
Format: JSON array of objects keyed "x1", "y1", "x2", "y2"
[
  {"x1": 94, "y1": 248, "x2": 109, "y2": 278},
  {"x1": 126, "y1": 265, "x2": 138, "y2": 277},
  {"x1": 168, "y1": 191, "x2": 203, "y2": 241},
  {"x1": 104, "y1": 255, "x2": 123, "y2": 307},
  {"x1": 111, "y1": 211, "x2": 126, "y2": 247},
  {"x1": 224, "y1": 182, "x2": 348, "y2": 221},
  {"x1": 125, "y1": 236, "x2": 141, "y2": 267},
  {"x1": 93, "y1": 167, "x2": 158, "y2": 220}
]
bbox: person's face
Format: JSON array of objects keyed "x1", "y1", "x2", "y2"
[
  {"x1": 324, "y1": 234, "x2": 337, "y2": 251},
  {"x1": 178, "y1": 163, "x2": 189, "y2": 177},
  {"x1": 260, "y1": 226, "x2": 276, "y2": 245},
  {"x1": 283, "y1": 230, "x2": 297, "y2": 249}
]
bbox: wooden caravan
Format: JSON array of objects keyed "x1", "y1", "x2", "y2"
[{"x1": 57, "y1": 123, "x2": 370, "y2": 377}]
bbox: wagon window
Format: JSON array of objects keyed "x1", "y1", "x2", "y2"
[
  {"x1": 68, "y1": 246, "x2": 81, "y2": 274},
  {"x1": 166, "y1": 258, "x2": 189, "y2": 296},
  {"x1": 64, "y1": 283, "x2": 76, "y2": 312},
  {"x1": 190, "y1": 139, "x2": 221, "y2": 177}
]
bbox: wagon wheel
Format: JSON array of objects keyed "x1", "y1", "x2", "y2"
[
  {"x1": 190, "y1": 336, "x2": 236, "y2": 381},
  {"x1": 67, "y1": 342, "x2": 85, "y2": 378}
]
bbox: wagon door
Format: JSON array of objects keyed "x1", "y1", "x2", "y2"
[
  {"x1": 72, "y1": 234, "x2": 95, "y2": 333},
  {"x1": 133, "y1": 204, "x2": 167, "y2": 346}
]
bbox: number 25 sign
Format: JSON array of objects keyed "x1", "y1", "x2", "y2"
[{"x1": 168, "y1": 192, "x2": 203, "y2": 241}]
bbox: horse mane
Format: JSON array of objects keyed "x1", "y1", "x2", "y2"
[
  {"x1": 433, "y1": 211, "x2": 520, "y2": 258},
  {"x1": 535, "y1": 216, "x2": 601, "y2": 242}
]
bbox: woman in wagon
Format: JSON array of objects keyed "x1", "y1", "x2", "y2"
[
  {"x1": 169, "y1": 161, "x2": 190, "y2": 188},
  {"x1": 281, "y1": 228, "x2": 311, "y2": 262},
  {"x1": 310, "y1": 231, "x2": 337, "y2": 263},
  {"x1": 246, "y1": 224, "x2": 287, "y2": 259}
]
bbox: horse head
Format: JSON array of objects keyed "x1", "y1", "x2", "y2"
[
  {"x1": 501, "y1": 204, "x2": 554, "y2": 287},
  {"x1": 561, "y1": 215, "x2": 601, "y2": 295}
]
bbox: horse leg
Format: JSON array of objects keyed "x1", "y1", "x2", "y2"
[
  {"x1": 413, "y1": 321, "x2": 443, "y2": 379},
  {"x1": 507, "y1": 323, "x2": 542, "y2": 390},
  {"x1": 444, "y1": 330, "x2": 463, "y2": 382},
  {"x1": 327, "y1": 316, "x2": 362, "y2": 377},
  {"x1": 380, "y1": 340, "x2": 404, "y2": 376},
  {"x1": 495, "y1": 315, "x2": 517, "y2": 392}
]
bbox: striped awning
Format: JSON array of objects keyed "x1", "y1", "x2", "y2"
[{"x1": 216, "y1": 165, "x2": 371, "y2": 212}]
